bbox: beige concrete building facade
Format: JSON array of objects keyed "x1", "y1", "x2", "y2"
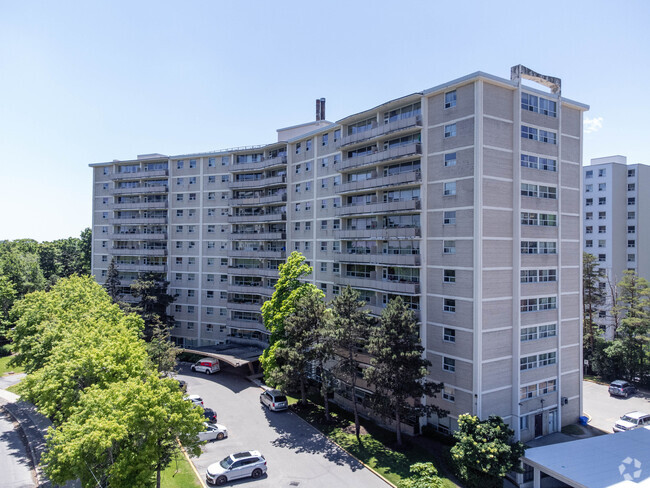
[{"x1": 90, "y1": 66, "x2": 587, "y2": 441}]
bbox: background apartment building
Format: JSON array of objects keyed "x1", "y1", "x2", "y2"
[
  {"x1": 91, "y1": 65, "x2": 587, "y2": 441},
  {"x1": 582, "y1": 156, "x2": 650, "y2": 338}
]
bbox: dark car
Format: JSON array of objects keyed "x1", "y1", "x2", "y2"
[
  {"x1": 609, "y1": 380, "x2": 637, "y2": 398},
  {"x1": 203, "y1": 407, "x2": 217, "y2": 423}
]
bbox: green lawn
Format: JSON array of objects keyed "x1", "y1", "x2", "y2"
[
  {"x1": 0, "y1": 356, "x2": 23, "y2": 376},
  {"x1": 289, "y1": 398, "x2": 457, "y2": 488},
  {"x1": 160, "y1": 451, "x2": 202, "y2": 488}
]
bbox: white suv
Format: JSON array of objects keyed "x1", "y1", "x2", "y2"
[
  {"x1": 206, "y1": 451, "x2": 267, "y2": 485},
  {"x1": 613, "y1": 411, "x2": 650, "y2": 432}
]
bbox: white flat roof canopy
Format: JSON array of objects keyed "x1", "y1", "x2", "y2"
[{"x1": 523, "y1": 427, "x2": 650, "y2": 487}]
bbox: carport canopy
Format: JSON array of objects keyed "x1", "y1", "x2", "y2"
[
  {"x1": 182, "y1": 344, "x2": 263, "y2": 369},
  {"x1": 522, "y1": 426, "x2": 650, "y2": 487}
]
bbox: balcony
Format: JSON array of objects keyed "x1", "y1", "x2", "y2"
[
  {"x1": 337, "y1": 199, "x2": 421, "y2": 217},
  {"x1": 226, "y1": 301, "x2": 263, "y2": 312},
  {"x1": 336, "y1": 227, "x2": 421, "y2": 240},
  {"x1": 107, "y1": 217, "x2": 167, "y2": 225},
  {"x1": 340, "y1": 143, "x2": 421, "y2": 171},
  {"x1": 111, "y1": 248, "x2": 167, "y2": 256},
  {"x1": 337, "y1": 252, "x2": 421, "y2": 266},
  {"x1": 229, "y1": 193, "x2": 287, "y2": 206},
  {"x1": 339, "y1": 170, "x2": 421, "y2": 194},
  {"x1": 337, "y1": 275, "x2": 420, "y2": 295},
  {"x1": 115, "y1": 263, "x2": 167, "y2": 273},
  {"x1": 338, "y1": 115, "x2": 422, "y2": 148},
  {"x1": 225, "y1": 318, "x2": 265, "y2": 331},
  {"x1": 111, "y1": 169, "x2": 168, "y2": 180},
  {"x1": 228, "y1": 267, "x2": 279, "y2": 278},
  {"x1": 109, "y1": 185, "x2": 168, "y2": 195},
  {"x1": 227, "y1": 212, "x2": 286, "y2": 223},
  {"x1": 228, "y1": 232, "x2": 286, "y2": 241},
  {"x1": 231, "y1": 155, "x2": 287, "y2": 172},
  {"x1": 108, "y1": 232, "x2": 168, "y2": 240},
  {"x1": 228, "y1": 175, "x2": 286, "y2": 190},
  {"x1": 228, "y1": 249, "x2": 286, "y2": 259},
  {"x1": 227, "y1": 284, "x2": 275, "y2": 296},
  {"x1": 109, "y1": 201, "x2": 168, "y2": 210}
]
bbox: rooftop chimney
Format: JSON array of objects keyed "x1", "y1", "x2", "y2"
[
  {"x1": 316, "y1": 99, "x2": 321, "y2": 121},
  {"x1": 316, "y1": 98, "x2": 326, "y2": 121}
]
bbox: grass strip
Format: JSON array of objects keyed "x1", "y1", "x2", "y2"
[
  {"x1": 160, "y1": 450, "x2": 202, "y2": 488},
  {"x1": 0, "y1": 356, "x2": 24, "y2": 376}
]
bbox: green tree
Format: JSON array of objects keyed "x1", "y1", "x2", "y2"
[
  {"x1": 104, "y1": 257, "x2": 122, "y2": 303},
  {"x1": 451, "y1": 414, "x2": 525, "y2": 488},
  {"x1": 43, "y1": 375, "x2": 204, "y2": 488},
  {"x1": 270, "y1": 286, "x2": 326, "y2": 405},
  {"x1": 330, "y1": 286, "x2": 372, "y2": 441},
  {"x1": 583, "y1": 252, "x2": 604, "y2": 374},
  {"x1": 129, "y1": 272, "x2": 175, "y2": 340},
  {"x1": 609, "y1": 270, "x2": 650, "y2": 382},
  {"x1": 38, "y1": 240, "x2": 63, "y2": 285},
  {"x1": 0, "y1": 240, "x2": 46, "y2": 296},
  {"x1": 260, "y1": 251, "x2": 313, "y2": 383},
  {"x1": 78, "y1": 227, "x2": 92, "y2": 275},
  {"x1": 18, "y1": 312, "x2": 148, "y2": 424},
  {"x1": 0, "y1": 276, "x2": 17, "y2": 347},
  {"x1": 399, "y1": 462, "x2": 444, "y2": 488},
  {"x1": 147, "y1": 322, "x2": 180, "y2": 375},
  {"x1": 364, "y1": 297, "x2": 446, "y2": 446}
]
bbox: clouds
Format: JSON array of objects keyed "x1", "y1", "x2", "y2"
[{"x1": 584, "y1": 116, "x2": 604, "y2": 134}]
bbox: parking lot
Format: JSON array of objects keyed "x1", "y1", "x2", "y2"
[
  {"x1": 177, "y1": 363, "x2": 389, "y2": 488},
  {"x1": 583, "y1": 380, "x2": 650, "y2": 433}
]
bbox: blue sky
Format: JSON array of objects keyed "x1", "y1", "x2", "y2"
[{"x1": 1, "y1": 0, "x2": 648, "y2": 241}]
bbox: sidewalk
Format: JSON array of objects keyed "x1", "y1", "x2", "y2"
[{"x1": 0, "y1": 383, "x2": 78, "y2": 488}]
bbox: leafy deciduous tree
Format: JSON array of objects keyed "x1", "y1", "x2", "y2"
[
  {"x1": 451, "y1": 414, "x2": 525, "y2": 488},
  {"x1": 398, "y1": 462, "x2": 444, "y2": 488}
]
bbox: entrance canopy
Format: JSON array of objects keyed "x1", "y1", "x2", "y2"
[
  {"x1": 522, "y1": 427, "x2": 650, "y2": 487},
  {"x1": 183, "y1": 344, "x2": 263, "y2": 369}
]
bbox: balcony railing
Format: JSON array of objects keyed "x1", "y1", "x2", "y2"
[
  {"x1": 228, "y1": 267, "x2": 280, "y2": 278},
  {"x1": 231, "y1": 155, "x2": 287, "y2": 172},
  {"x1": 228, "y1": 232, "x2": 286, "y2": 241},
  {"x1": 335, "y1": 227, "x2": 421, "y2": 240},
  {"x1": 114, "y1": 263, "x2": 167, "y2": 273},
  {"x1": 227, "y1": 284, "x2": 275, "y2": 296},
  {"x1": 337, "y1": 252, "x2": 420, "y2": 266},
  {"x1": 108, "y1": 232, "x2": 168, "y2": 240},
  {"x1": 107, "y1": 217, "x2": 167, "y2": 225},
  {"x1": 338, "y1": 115, "x2": 422, "y2": 148},
  {"x1": 226, "y1": 336, "x2": 269, "y2": 348},
  {"x1": 339, "y1": 170, "x2": 421, "y2": 193},
  {"x1": 228, "y1": 175, "x2": 286, "y2": 189},
  {"x1": 111, "y1": 248, "x2": 167, "y2": 256},
  {"x1": 226, "y1": 301, "x2": 263, "y2": 312},
  {"x1": 228, "y1": 193, "x2": 287, "y2": 206},
  {"x1": 337, "y1": 275, "x2": 420, "y2": 295},
  {"x1": 337, "y1": 199, "x2": 421, "y2": 216},
  {"x1": 227, "y1": 212, "x2": 286, "y2": 223},
  {"x1": 111, "y1": 169, "x2": 168, "y2": 180},
  {"x1": 340, "y1": 143, "x2": 421, "y2": 171},
  {"x1": 108, "y1": 201, "x2": 168, "y2": 210},
  {"x1": 228, "y1": 249, "x2": 286, "y2": 259},
  {"x1": 109, "y1": 185, "x2": 168, "y2": 195}
]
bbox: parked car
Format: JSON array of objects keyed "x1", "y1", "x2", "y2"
[
  {"x1": 206, "y1": 450, "x2": 266, "y2": 485},
  {"x1": 259, "y1": 389, "x2": 288, "y2": 412},
  {"x1": 203, "y1": 407, "x2": 217, "y2": 423},
  {"x1": 191, "y1": 358, "x2": 220, "y2": 374},
  {"x1": 199, "y1": 422, "x2": 228, "y2": 442},
  {"x1": 609, "y1": 380, "x2": 637, "y2": 398},
  {"x1": 185, "y1": 394, "x2": 204, "y2": 406},
  {"x1": 613, "y1": 411, "x2": 650, "y2": 432}
]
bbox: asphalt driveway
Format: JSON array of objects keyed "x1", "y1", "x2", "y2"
[
  {"x1": 583, "y1": 380, "x2": 650, "y2": 433},
  {"x1": 177, "y1": 364, "x2": 389, "y2": 488}
]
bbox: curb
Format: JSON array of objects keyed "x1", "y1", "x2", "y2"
[
  {"x1": 1, "y1": 403, "x2": 43, "y2": 486},
  {"x1": 253, "y1": 383, "x2": 397, "y2": 488},
  {"x1": 178, "y1": 439, "x2": 207, "y2": 488}
]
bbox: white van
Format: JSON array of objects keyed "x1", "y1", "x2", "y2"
[{"x1": 191, "y1": 357, "x2": 220, "y2": 374}]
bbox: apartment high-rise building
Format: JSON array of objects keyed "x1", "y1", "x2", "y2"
[
  {"x1": 582, "y1": 156, "x2": 650, "y2": 338},
  {"x1": 90, "y1": 65, "x2": 588, "y2": 441}
]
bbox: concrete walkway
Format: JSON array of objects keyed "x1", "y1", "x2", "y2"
[{"x1": 0, "y1": 380, "x2": 78, "y2": 488}]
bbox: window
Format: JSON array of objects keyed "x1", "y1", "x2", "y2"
[
  {"x1": 444, "y1": 123, "x2": 457, "y2": 138},
  {"x1": 444, "y1": 90, "x2": 457, "y2": 108},
  {"x1": 294, "y1": 222, "x2": 300, "y2": 231},
  {"x1": 443, "y1": 270, "x2": 456, "y2": 283},
  {"x1": 443, "y1": 298, "x2": 456, "y2": 313},
  {"x1": 628, "y1": 240, "x2": 636, "y2": 248},
  {"x1": 177, "y1": 160, "x2": 184, "y2": 169},
  {"x1": 221, "y1": 175, "x2": 229, "y2": 183},
  {"x1": 295, "y1": 203, "x2": 300, "y2": 212},
  {"x1": 295, "y1": 142, "x2": 301, "y2": 154},
  {"x1": 539, "y1": 297, "x2": 556, "y2": 310},
  {"x1": 320, "y1": 262, "x2": 327, "y2": 272},
  {"x1": 520, "y1": 355, "x2": 537, "y2": 371},
  {"x1": 322, "y1": 133, "x2": 329, "y2": 146},
  {"x1": 521, "y1": 126, "x2": 556, "y2": 144},
  {"x1": 442, "y1": 386, "x2": 455, "y2": 402},
  {"x1": 208, "y1": 157, "x2": 216, "y2": 167},
  {"x1": 520, "y1": 384, "x2": 537, "y2": 399},
  {"x1": 295, "y1": 184, "x2": 301, "y2": 193},
  {"x1": 521, "y1": 93, "x2": 557, "y2": 117},
  {"x1": 320, "y1": 242, "x2": 328, "y2": 252},
  {"x1": 443, "y1": 240, "x2": 456, "y2": 254},
  {"x1": 521, "y1": 327, "x2": 537, "y2": 342},
  {"x1": 598, "y1": 211, "x2": 606, "y2": 220},
  {"x1": 627, "y1": 168, "x2": 636, "y2": 178},
  {"x1": 208, "y1": 192, "x2": 215, "y2": 200},
  {"x1": 598, "y1": 225, "x2": 606, "y2": 234},
  {"x1": 520, "y1": 416, "x2": 529, "y2": 431},
  {"x1": 189, "y1": 159, "x2": 196, "y2": 168},
  {"x1": 585, "y1": 226, "x2": 593, "y2": 234},
  {"x1": 332, "y1": 241, "x2": 340, "y2": 252},
  {"x1": 539, "y1": 324, "x2": 557, "y2": 338},
  {"x1": 628, "y1": 197, "x2": 636, "y2": 206},
  {"x1": 295, "y1": 164, "x2": 301, "y2": 174},
  {"x1": 628, "y1": 254, "x2": 636, "y2": 263},
  {"x1": 304, "y1": 242, "x2": 311, "y2": 251},
  {"x1": 598, "y1": 169, "x2": 606, "y2": 177},
  {"x1": 321, "y1": 179, "x2": 328, "y2": 189},
  {"x1": 585, "y1": 170, "x2": 593, "y2": 178},
  {"x1": 598, "y1": 183, "x2": 606, "y2": 191},
  {"x1": 444, "y1": 152, "x2": 457, "y2": 167},
  {"x1": 521, "y1": 154, "x2": 556, "y2": 172},
  {"x1": 598, "y1": 254, "x2": 606, "y2": 262},
  {"x1": 306, "y1": 140, "x2": 312, "y2": 151},
  {"x1": 585, "y1": 198, "x2": 593, "y2": 206},
  {"x1": 539, "y1": 352, "x2": 556, "y2": 367},
  {"x1": 306, "y1": 162, "x2": 312, "y2": 172},
  {"x1": 628, "y1": 226, "x2": 636, "y2": 234},
  {"x1": 321, "y1": 220, "x2": 328, "y2": 230},
  {"x1": 305, "y1": 182, "x2": 311, "y2": 191},
  {"x1": 628, "y1": 211, "x2": 636, "y2": 219},
  {"x1": 585, "y1": 184, "x2": 593, "y2": 192},
  {"x1": 443, "y1": 357, "x2": 455, "y2": 372},
  {"x1": 585, "y1": 212, "x2": 592, "y2": 220},
  {"x1": 443, "y1": 182, "x2": 456, "y2": 196},
  {"x1": 443, "y1": 328, "x2": 456, "y2": 343},
  {"x1": 443, "y1": 211, "x2": 456, "y2": 225},
  {"x1": 333, "y1": 263, "x2": 340, "y2": 273},
  {"x1": 586, "y1": 240, "x2": 593, "y2": 248},
  {"x1": 334, "y1": 129, "x2": 341, "y2": 141}
]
